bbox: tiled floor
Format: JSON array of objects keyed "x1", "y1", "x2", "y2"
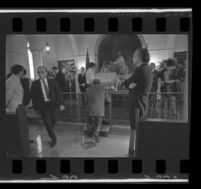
[{"x1": 29, "y1": 121, "x2": 130, "y2": 157}]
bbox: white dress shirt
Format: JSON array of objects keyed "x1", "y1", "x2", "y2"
[
  {"x1": 86, "y1": 68, "x2": 95, "y2": 85},
  {"x1": 6, "y1": 74, "x2": 24, "y2": 113},
  {"x1": 40, "y1": 78, "x2": 50, "y2": 102}
]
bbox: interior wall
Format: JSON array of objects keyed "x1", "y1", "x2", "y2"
[
  {"x1": 6, "y1": 35, "x2": 29, "y2": 78},
  {"x1": 6, "y1": 34, "x2": 188, "y2": 74},
  {"x1": 144, "y1": 34, "x2": 171, "y2": 64},
  {"x1": 174, "y1": 35, "x2": 188, "y2": 52}
]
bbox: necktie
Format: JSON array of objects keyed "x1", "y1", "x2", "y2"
[{"x1": 42, "y1": 80, "x2": 50, "y2": 99}]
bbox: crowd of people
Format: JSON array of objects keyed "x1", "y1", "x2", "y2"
[
  {"x1": 5, "y1": 48, "x2": 186, "y2": 152},
  {"x1": 5, "y1": 61, "x2": 104, "y2": 147},
  {"x1": 148, "y1": 58, "x2": 185, "y2": 118}
]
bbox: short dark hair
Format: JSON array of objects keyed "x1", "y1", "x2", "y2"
[
  {"x1": 11, "y1": 64, "x2": 25, "y2": 75},
  {"x1": 52, "y1": 66, "x2": 58, "y2": 70},
  {"x1": 37, "y1": 66, "x2": 48, "y2": 72},
  {"x1": 136, "y1": 48, "x2": 150, "y2": 64},
  {"x1": 166, "y1": 59, "x2": 176, "y2": 67}
]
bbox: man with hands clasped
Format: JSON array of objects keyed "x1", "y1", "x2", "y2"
[{"x1": 120, "y1": 48, "x2": 153, "y2": 156}]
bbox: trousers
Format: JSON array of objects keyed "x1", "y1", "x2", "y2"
[{"x1": 40, "y1": 102, "x2": 57, "y2": 140}]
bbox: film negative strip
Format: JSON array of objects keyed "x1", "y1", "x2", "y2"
[{"x1": 0, "y1": 8, "x2": 192, "y2": 183}]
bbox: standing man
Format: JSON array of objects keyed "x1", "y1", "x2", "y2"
[
  {"x1": 86, "y1": 62, "x2": 96, "y2": 88},
  {"x1": 121, "y1": 48, "x2": 153, "y2": 156},
  {"x1": 78, "y1": 67, "x2": 87, "y2": 106},
  {"x1": 55, "y1": 67, "x2": 67, "y2": 92},
  {"x1": 6, "y1": 64, "x2": 25, "y2": 113},
  {"x1": 31, "y1": 66, "x2": 65, "y2": 147},
  {"x1": 149, "y1": 63, "x2": 159, "y2": 111}
]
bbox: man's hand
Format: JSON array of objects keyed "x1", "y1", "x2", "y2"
[
  {"x1": 81, "y1": 83, "x2": 86, "y2": 87},
  {"x1": 59, "y1": 105, "x2": 65, "y2": 111},
  {"x1": 129, "y1": 83, "x2": 137, "y2": 89}
]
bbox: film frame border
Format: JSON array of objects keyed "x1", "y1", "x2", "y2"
[{"x1": 0, "y1": 9, "x2": 192, "y2": 182}]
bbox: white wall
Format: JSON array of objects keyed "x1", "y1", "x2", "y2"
[
  {"x1": 6, "y1": 34, "x2": 189, "y2": 97},
  {"x1": 174, "y1": 35, "x2": 188, "y2": 52},
  {"x1": 6, "y1": 35, "x2": 29, "y2": 78},
  {"x1": 143, "y1": 34, "x2": 174, "y2": 65}
]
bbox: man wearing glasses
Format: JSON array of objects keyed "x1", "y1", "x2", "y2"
[{"x1": 31, "y1": 66, "x2": 65, "y2": 147}]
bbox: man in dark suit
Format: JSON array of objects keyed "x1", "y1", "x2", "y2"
[
  {"x1": 55, "y1": 67, "x2": 67, "y2": 92},
  {"x1": 121, "y1": 48, "x2": 153, "y2": 155},
  {"x1": 31, "y1": 66, "x2": 65, "y2": 147}
]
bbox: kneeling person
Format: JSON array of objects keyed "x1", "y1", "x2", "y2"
[{"x1": 85, "y1": 79, "x2": 110, "y2": 142}]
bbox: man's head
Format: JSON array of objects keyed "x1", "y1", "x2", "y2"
[
  {"x1": 166, "y1": 59, "x2": 176, "y2": 71},
  {"x1": 37, "y1": 66, "x2": 48, "y2": 80},
  {"x1": 81, "y1": 67, "x2": 85, "y2": 73},
  {"x1": 132, "y1": 48, "x2": 150, "y2": 67},
  {"x1": 150, "y1": 63, "x2": 156, "y2": 71},
  {"x1": 160, "y1": 60, "x2": 167, "y2": 69},
  {"x1": 11, "y1": 64, "x2": 25, "y2": 78},
  {"x1": 52, "y1": 66, "x2": 58, "y2": 73}
]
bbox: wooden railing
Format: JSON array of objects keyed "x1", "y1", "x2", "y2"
[{"x1": 60, "y1": 91, "x2": 185, "y2": 123}]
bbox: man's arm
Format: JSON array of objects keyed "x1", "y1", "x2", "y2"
[{"x1": 122, "y1": 71, "x2": 138, "y2": 89}]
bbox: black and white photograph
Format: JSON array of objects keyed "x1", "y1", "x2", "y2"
[
  {"x1": 5, "y1": 34, "x2": 189, "y2": 158},
  {"x1": 0, "y1": 6, "x2": 194, "y2": 183}
]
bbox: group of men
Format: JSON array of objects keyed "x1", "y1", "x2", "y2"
[
  {"x1": 6, "y1": 47, "x2": 153, "y2": 154},
  {"x1": 77, "y1": 48, "x2": 153, "y2": 151},
  {"x1": 34, "y1": 47, "x2": 153, "y2": 150}
]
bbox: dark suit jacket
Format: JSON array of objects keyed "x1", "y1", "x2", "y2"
[
  {"x1": 123, "y1": 63, "x2": 153, "y2": 118},
  {"x1": 78, "y1": 73, "x2": 87, "y2": 92},
  {"x1": 55, "y1": 71, "x2": 67, "y2": 92},
  {"x1": 31, "y1": 78, "x2": 64, "y2": 113}
]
